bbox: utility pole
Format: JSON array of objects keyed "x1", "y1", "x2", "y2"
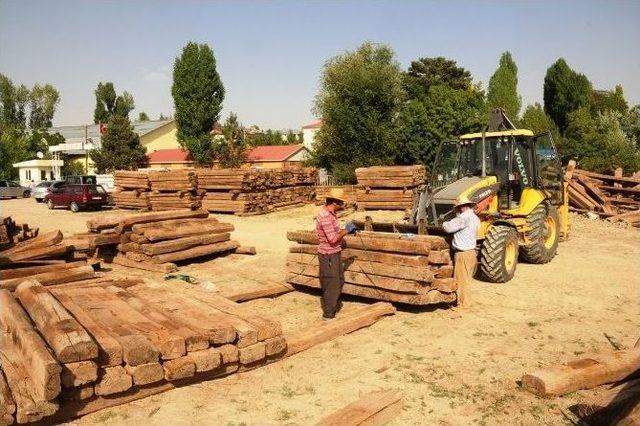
[{"x1": 84, "y1": 125, "x2": 89, "y2": 173}]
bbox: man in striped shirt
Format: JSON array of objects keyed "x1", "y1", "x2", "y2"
[{"x1": 316, "y1": 189, "x2": 356, "y2": 320}]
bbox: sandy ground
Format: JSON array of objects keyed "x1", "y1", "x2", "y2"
[{"x1": 1, "y1": 197, "x2": 639, "y2": 425}]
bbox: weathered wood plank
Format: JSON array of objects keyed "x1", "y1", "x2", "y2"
[
  {"x1": 14, "y1": 279, "x2": 98, "y2": 363},
  {"x1": 0, "y1": 290, "x2": 61, "y2": 401}
]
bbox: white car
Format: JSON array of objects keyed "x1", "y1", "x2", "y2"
[
  {"x1": 0, "y1": 180, "x2": 31, "y2": 199},
  {"x1": 31, "y1": 180, "x2": 65, "y2": 202}
]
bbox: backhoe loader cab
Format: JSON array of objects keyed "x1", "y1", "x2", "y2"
[{"x1": 361, "y1": 109, "x2": 570, "y2": 283}]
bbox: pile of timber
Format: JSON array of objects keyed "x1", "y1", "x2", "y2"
[
  {"x1": 355, "y1": 165, "x2": 426, "y2": 211},
  {"x1": 85, "y1": 209, "x2": 252, "y2": 273},
  {"x1": 148, "y1": 170, "x2": 201, "y2": 211},
  {"x1": 567, "y1": 167, "x2": 640, "y2": 227},
  {"x1": 0, "y1": 217, "x2": 38, "y2": 250},
  {"x1": 0, "y1": 229, "x2": 92, "y2": 284},
  {"x1": 521, "y1": 343, "x2": 640, "y2": 425},
  {"x1": 285, "y1": 230, "x2": 455, "y2": 306},
  {"x1": 0, "y1": 279, "x2": 287, "y2": 424},
  {"x1": 199, "y1": 167, "x2": 317, "y2": 215},
  {"x1": 113, "y1": 171, "x2": 151, "y2": 210},
  {"x1": 315, "y1": 185, "x2": 356, "y2": 206}
]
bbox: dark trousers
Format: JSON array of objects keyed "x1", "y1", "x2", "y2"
[{"x1": 319, "y1": 252, "x2": 343, "y2": 318}]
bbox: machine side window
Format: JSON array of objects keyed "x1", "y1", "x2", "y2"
[{"x1": 533, "y1": 132, "x2": 563, "y2": 204}]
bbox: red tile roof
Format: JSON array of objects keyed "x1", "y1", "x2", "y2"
[
  {"x1": 302, "y1": 120, "x2": 322, "y2": 129},
  {"x1": 147, "y1": 148, "x2": 191, "y2": 163},
  {"x1": 246, "y1": 144, "x2": 306, "y2": 161},
  {"x1": 146, "y1": 145, "x2": 306, "y2": 164}
]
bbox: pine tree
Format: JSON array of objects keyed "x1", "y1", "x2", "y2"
[
  {"x1": 487, "y1": 52, "x2": 521, "y2": 120},
  {"x1": 172, "y1": 42, "x2": 225, "y2": 164},
  {"x1": 138, "y1": 112, "x2": 150, "y2": 121},
  {"x1": 90, "y1": 115, "x2": 147, "y2": 172}
]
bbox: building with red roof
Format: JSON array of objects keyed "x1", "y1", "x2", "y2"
[{"x1": 145, "y1": 144, "x2": 309, "y2": 169}]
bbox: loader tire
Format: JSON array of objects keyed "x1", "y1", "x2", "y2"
[
  {"x1": 520, "y1": 203, "x2": 559, "y2": 264},
  {"x1": 480, "y1": 225, "x2": 519, "y2": 283}
]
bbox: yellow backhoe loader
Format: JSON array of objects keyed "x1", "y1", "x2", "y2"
[{"x1": 356, "y1": 109, "x2": 570, "y2": 283}]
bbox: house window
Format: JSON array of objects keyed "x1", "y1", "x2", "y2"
[
  {"x1": 41, "y1": 170, "x2": 46, "y2": 181},
  {"x1": 26, "y1": 170, "x2": 31, "y2": 180}
]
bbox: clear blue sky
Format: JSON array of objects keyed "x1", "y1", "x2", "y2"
[{"x1": 1, "y1": 0, "x2": 639, "y2": 129}]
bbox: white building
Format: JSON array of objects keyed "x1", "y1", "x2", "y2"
[
  {"x1": 12, "y1": 159, "x2": 64, "y2": 186},
  {"x1": 301, "y1": 120, "x2": 322, "y2": 151}
]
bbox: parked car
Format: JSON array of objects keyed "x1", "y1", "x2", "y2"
[
  {"x1": 0, "y1": 180, "x2": 31, "y2": 199},
  {"x1": 44, "y1": 184, "x2": 109, "y2": 212},
  {"x1": 31, "y1": 180, "x2": 66, "y2": 202},
  {"x1": 65, "y1": 175, "x2": 97, "y2": 185}
]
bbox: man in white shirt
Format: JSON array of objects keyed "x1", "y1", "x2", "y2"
[{"x1": 442, "y1": 196, "x2": 480, "y2": 308}]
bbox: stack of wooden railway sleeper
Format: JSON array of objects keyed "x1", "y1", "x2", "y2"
[
  {"x1": 286, "y1": 230, "x2": 455, "y2": 305},
  {"x1": 112, "y1": 171, "x2": 151, "y2": 210},
  {"x1": 84, "y1": 209, "x2": 251, "y2": 273},
  {"x1": 0, "y1": 278, "x2": 286, "y2": 424},
  {"x1": 355, "y1": 165, "x2": 426, "y2": 210},
  {"x1": 199, "y1": 168, "x2": 317, "y2": 215},
  {"x1": 148, "y1": 170, "x2": 203, "y2": 211}
]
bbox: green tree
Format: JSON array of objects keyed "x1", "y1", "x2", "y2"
[
  {"x1": 28, "y1": 84, "x2": 60, "y2": 129},
  {"x1": 561, "y1": 107, "x2": 640, "y2": 173},
  {"x1": 404, "y1": 57, "x2": 472, "y2": 99},
  {"x1": 519, "y1": 103, "x2": 561, "y2": 143},
  {"x1": 114, "y1": 91, "x2": 135, "y2": 118},
  {"x1": 487, "y1": 52, "x2": 521, "y2": 120},
  {"x1": 138, "y1": 111, "x2": 150, "y2": 121},
  {"x1": 213, "y1": 113, "x2": 247, "y2": 168},
  {"x1": 591, "y1": 85, "x2": 628, "y2": 115},
  {"x1": 543, "y1": 58, "x2": 592, "y2": 133},
  {"x1": 14, "y1": 84, "x2": 30, "y2": 129},
  {"x1": 93, "y1": 82, "x2": 134, "y2": 123},
  {"x1": 248, "y1": 130, "x2": 284, "y2": 146},
  {"x1": 312, "y1": 42, "x2": 404, "y2": 182},
  {"x1": 94, "y1": 82, "x2": 116, "y2": 123},
  {"x1": 394, "y1": 100, "x2": 435, "y2": 166},
  {"x1": 0, "y1": 127, "x2": 28, "y2": 179},
  {"x1": 620, "y1": 105, "x2": 640, "y2": 144},
  {"x1": 90, "y1": 115, "x2": 147, "y2": 172},
  {"x1": 172, "y1": 42, "x2": 225, "y2": 164},
  {"x1": 285, "y1": 130, "x2": 298, "y2": 144},
  {"x1": 0, "y1": 73, "x2": 17, "y2": 126},
  {"x1": 158, "y1": 113, "x2": 167, "y2": 120}
]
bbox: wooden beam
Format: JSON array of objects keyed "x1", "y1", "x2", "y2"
[
  {"x1": 0, "y1": 290, "x2": 62, "y2": 401},
  {"x1": 317, "y1": 390, "x2": 403, "y2": 426},
  {"x1": 0, "y1": 260, "x2": 87, "y2": 280},
  {"x1": 222, "y1": 282, "x2": 293, "y2": 303},
  {"x1": 287, "y1": 231, "x2": 442, "y2": 255},
  {"x1": 14, "y1": 279, "x2": 98, "y2": 363},
  {"x1": 521, "y1": 348, "x2": 640, "y2": 397},
  {"x1": 112, "y1": 254, "x2": 178, "y2": 273},
  {"x1": 0, "y1": 265, "x2": 96, "y2": 291},
  {"x1": 284, "y1": 302, "x2": 395, "y2": 356}
]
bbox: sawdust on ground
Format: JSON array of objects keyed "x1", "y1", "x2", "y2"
[{"x1": 1, "y1": 198, "x2": 639, "y2": 425}]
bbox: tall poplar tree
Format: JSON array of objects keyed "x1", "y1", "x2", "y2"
[
  {"x1": 172, "y1": 42, "x2": 225, "y2": 165},
  {"x1": 487, "y1": 52, "x2": 521, "y2": 120}
]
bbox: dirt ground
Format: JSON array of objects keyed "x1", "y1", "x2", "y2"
[{"x1": 2, "y1": 198, "x2": 639, "y2": 425}]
